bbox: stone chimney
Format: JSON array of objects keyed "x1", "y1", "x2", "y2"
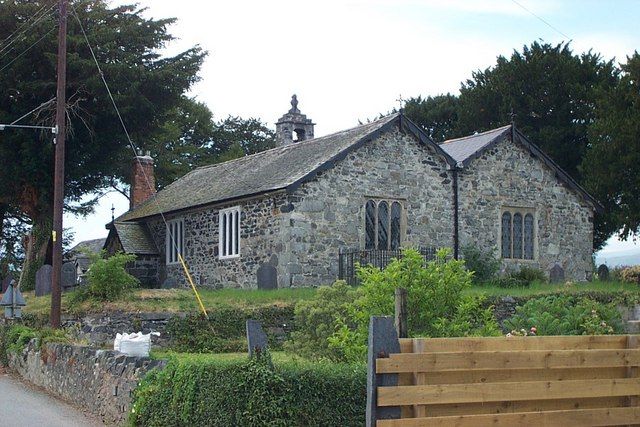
[
  {"x1": 275, "y1": 94, "x2": 315, "y2": 146},
  {"x1": 130, "y1": 150, "x2": 156, "y2": 210}
]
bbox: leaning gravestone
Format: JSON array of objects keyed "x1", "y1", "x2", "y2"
[
  {"x1": 597, "y1": 264, "x2": 610, "y2": 281},
  {"x1": 257, "y1": 264, "x2": 277, "y2": 290},
  {"x1": 35, "y1": 264, "x2": 53, "y2": 296},
  {"x1": 1, "y1": 273, "x2": 14, "y2": 293},
  {"x1": 61, "y1": 262, "x2": 77, "y2": 289},
  {"x1": 549, "y1": 263, "x2": 565, "y2": 283}
]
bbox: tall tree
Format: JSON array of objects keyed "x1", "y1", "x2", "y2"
[
  {"x1": 582, "y1": 53, "x2": 640, "y2": 248},
  {"x1": 456, "y1": 41, "x2": 618, "y2": 180},
  {"x1": 0, "y1": 0, "x2": 205, "y2": 289},
  {"x1": 403, "y1": 94, "x2": 460, "y2": 142}
]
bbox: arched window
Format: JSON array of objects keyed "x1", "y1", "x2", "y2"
[
  {"x1": 377, "y1": 201, "x2": 389, "y2": 250},
  {"x1": 501, "y1": 212, "x2": 512, "y2": 258},
  {"x1": 513, "y1": 213, "x2": 523, "y2": 259},
  {"x1": 390, "y1": 202, "x2": 402, "y2": 250},
  {"x1": 365, "y1": 200, "x2": 376, "y2": 250},
  {"x1": 501, "y1": 208, "x2": 536, "y2": 260},
  {"x1": 524, "y1": 213, "x2": 534, "y2": 260}
]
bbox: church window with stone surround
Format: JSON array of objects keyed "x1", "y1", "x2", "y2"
[
  {"x1": 219, "y1": 206, "x2": 241, "y2": 259},
  {"x1": 166, "y1": 218, "x2": 184, "y2": 265},
  {"x1": 501, "y1": 208, "x2": 535, "y2": 260},
  {"x1": 365, "y1": 199, "x2": 404, "y2": 250}
]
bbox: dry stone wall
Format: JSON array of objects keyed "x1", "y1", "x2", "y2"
[
  {"x1": 457, "y1": 135, "x2": 594, "y2": 280},
  {"x1": 8, "y1": 340, "x2": 165, "y2": 425}
]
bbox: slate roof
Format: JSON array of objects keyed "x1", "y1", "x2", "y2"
[
  {"x1": 118, "y1": 113, "x2": 456, "y2": 221},
  {"x1": 440, "y1": 125, "x2": 512, "y2": 165},
  {"x1": 67, "y1": 237, "x2": 106, "y2": 256},
  {"x1": 107, "y1": 222, "x2": 159, "y2": 255},
  {"x1": 440, "y1": 124, "x2": 602, "y2": 211}
]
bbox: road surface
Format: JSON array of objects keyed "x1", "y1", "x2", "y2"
[{"x1": 0, "y1": 367, "x2": 103, "y2": 427}]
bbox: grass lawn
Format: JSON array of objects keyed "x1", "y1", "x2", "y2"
[
  {"x1": 150, "y1": 350, "x2": 307, "y2": 364},
  {"x1": 468, "y1": 280, "x2": 640, "y2": 298},
  {"x1": 23, "y1": 287, "x2": 318, "y2": 316}
]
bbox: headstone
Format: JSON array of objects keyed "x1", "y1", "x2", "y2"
[
  {"x1": 61, "y1": 262, "x2": 77, "y2": 289},
  {"x1": 257, "y1": 264, "x2": 277, "y2": 290},
  {"x1": 1, "y1": 273, "x2": 14, "y2": 293},
  {"x1": 549, "y1": 263, "x2": 565, "y2": 283},
  {"x1": 597, "y1": 264, "x2": 610, "y2": 281},
  {"x1": 161, "y1": 277, "x2": 178, "y2": 289},
  {"x1": 246, "y1": 319, "x2": 268, "y2": 357},
  {"x1": 35, "y1": 264, "x2": 53, "y2": 296}
]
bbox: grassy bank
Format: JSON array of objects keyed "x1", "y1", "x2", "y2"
[
  {"x1": 467, "y1": 280, "x2": 639, "y2": 298},
  {"x1": 22, "y1": 287, "x2": 317, "y2": 316}
]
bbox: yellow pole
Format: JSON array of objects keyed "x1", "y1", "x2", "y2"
[{"x1": 178, "y1": 254, "x2": 208, "y2": 319}]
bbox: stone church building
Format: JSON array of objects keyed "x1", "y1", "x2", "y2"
[{"x1": 104, "y1": 96, "x2": 600, "y2": 288}]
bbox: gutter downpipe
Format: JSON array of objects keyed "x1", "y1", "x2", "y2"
[{"x1": 453, "y1": 166, "x2": 460, "y2": 260}]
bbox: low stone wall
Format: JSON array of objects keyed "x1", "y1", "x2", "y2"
[
  {"x1": 61, "y1": 312, "x2": 179, "y2": 348},
  {"x1": 8, "y1": 340, "x2": 166, "y2": 425}
]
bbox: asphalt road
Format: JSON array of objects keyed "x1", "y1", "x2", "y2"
[{"x1": 0, "y1": 368, "x2": 103, "y2": 427}]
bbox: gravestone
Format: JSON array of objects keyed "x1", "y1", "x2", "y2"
[
  {"x1": 257, "y1": 264, "x2": 277, "y2": 290},
  {"x1": 161, "y1": 277, "x2": 178, "y2": 289},
  {"x1": 35, "y1": 264, "x2": 53, "y2": 296},
  {"x1": 549, "y1": 263, "x2": 565, "y2": 283},
  {"x1": 597, "y1": 264, "x2": 610, "y2": 281},
  {"x1": 246, "y1": 319, "x2": 268, "y2": 357},
  {"x1": 1, "y1": 273, "x2": 14, "y2": 293},
  {"x1": 61, "y1": 262, "x2": 77, "y2": 289}
]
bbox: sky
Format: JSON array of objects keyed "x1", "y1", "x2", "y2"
[{"x1": 66, "y1": 0, "x2": 640, "y2": 256}]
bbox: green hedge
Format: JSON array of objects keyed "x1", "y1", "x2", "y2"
[
  {"x1": 166, "y1": 305, "x2": 294, "y2": 353},
  {"x1": 130, "y1": 352, "x2": 366, "y2": 426}
]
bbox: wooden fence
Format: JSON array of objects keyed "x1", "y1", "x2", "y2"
[{"x1": 367, "y1": 316, "x2": 640, "y2": 426}]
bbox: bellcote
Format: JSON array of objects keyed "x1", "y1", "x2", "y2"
[{"x1": 275, "y1": 94, "x2": 315, "y2": 146}]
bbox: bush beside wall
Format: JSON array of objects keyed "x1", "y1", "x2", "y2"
[{"x1": 130, "y1": 352, "x2": 366, "y2": 427}]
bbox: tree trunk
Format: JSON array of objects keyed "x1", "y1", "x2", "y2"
[{"x1": 18, "y1": 215, "x2": 51, "y2": 291}]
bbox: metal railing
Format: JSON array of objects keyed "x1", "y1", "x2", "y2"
[{"x1": 338, "y1": 247, "x2": 437, "y2": 286}]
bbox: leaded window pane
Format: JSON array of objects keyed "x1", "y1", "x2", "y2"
[
  {"x1": 378, "y1": 201, "x2": 389, "y2": 250},
  {"x1": 221, "y1": 214, "x2": 227, "y2": 256},
  {"x1": 524, "y1": 213, "x2": 534, "y2": 260},
  {"x1": 501, "y1": 212, "x2": 512, "y2": 258},
  {"x1": 513, "y1": 213, "x2": 523, "y2": 259},
  {"x1": 365, "y1": 200, "x2": 376, "y2": 249},
  {"x1": 390, "y1": 202, "x2": 401, "y2": 250}
]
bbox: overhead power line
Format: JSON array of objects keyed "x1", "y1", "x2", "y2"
[
  {"x1": 510, "y1": 0, "x2": 571, "y2": 40},
  {"x1": 0, "y1": 27, "x2": 56, "y2": 74},
  {"x1": 0, "y1": 2, "x2": 57, "y2": 58}
]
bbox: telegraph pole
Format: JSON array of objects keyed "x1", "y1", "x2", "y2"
[{"x1": 51, "y1": 0, "x2": 68, "y2": 328}]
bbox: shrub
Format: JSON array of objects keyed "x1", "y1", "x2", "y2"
[
  {"x1": 327, "y1": 249, "x2": 500, "y2": 362},
  {"x1": 166, "y1": 305, "x2": 294, "y2": 353},
  {"x1": 621, "y1": 266, "x2": 640, "y2": 284},
  {"x1": 69, "y1": 251, "x2": 139, "y2": 303},
  {"x1": 511, "y1": 266, "x2": 547, "y2": 284},
  {"x1": 504, "y1": 295, "x2": 623, "y2": 335},
  {"x1": 461, "y1": 244, "x2": 500, "y2": 284},
  {"x1": 286, "y1": 281, "x2": 357, "y2": 361},
  {"x1": 130, "y1": 351, "x2": 365, "y2": 426}
]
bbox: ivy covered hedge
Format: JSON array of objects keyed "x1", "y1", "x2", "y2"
[
  {"x1": 130, "y1": 352, "x2": 366, "y2": 426},
  {"x1": 166, "y1": 304, "x2": 294, "y2": 353}
]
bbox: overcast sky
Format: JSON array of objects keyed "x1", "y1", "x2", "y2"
[{"x1": 66, "y1": 0, "x2": 640, "y2": 254}]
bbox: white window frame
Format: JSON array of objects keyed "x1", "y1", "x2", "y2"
[
  {"x1": 219, "y1": 206, "x2": 241, "y2": 259},
  {"x1": 166, "y1": 218, "x2": 184, "y2": 265}
]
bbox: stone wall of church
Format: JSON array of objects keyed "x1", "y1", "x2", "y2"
[
  {"x1": 457, "y1": 134, "x2": 594, "y2": 281},
  {"x1": 283, "y1": 128, "x2": 455, "y2": 287},
  {"x1": 145, "y1": 193, "x2": 289, "y2": 289}
]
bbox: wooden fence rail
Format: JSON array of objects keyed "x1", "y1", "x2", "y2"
[{"x1": 367, "y1": 316, "x2": 640, "y2": 426}]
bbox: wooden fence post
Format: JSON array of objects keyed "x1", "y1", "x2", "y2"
[
  {"x1": 394, "y1": 288, "x2": 408, "y2": 339},
  {"x1": 367, "y1": 316, "x2": 401, "y2": 427}
]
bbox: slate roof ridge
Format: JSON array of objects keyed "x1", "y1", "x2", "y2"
[{"x1": 440, "y1": 124, "x2": 512, "y2": 145}]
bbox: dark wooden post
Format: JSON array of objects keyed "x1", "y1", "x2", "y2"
[
  {"x1": 366, "y1": 316, "x2": 401, "y2": 427},
  {"x1": 394, "y1": 288, "x2": 408, "y2": 339}
]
